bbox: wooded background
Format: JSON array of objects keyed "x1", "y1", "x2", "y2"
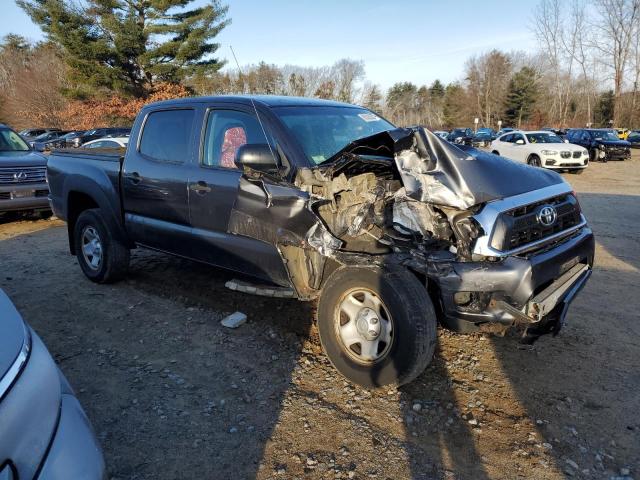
[{"x1": 1, "y1": 0, "x2": 639, "y2": 130}]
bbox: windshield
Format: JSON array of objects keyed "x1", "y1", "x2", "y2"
[
  {"x1": 526, "y1": 133, "x2": 563, "y2": 144},
  {"x1": 61, "y1": 131, "x2": 80, "y2": 139},
  {"x1": 0, "y1": 128, "x2": 30, "y2": 151},
  {"x1": 274, "y1": 106, "x2": 395, "y2": 164},
  {"x1": 592, "y1": 130, "x2": 619, "y2": 141}
]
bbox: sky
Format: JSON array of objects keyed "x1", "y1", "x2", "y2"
[{"x1": 1, "y1": 0, "x2": 541, "y2": 90}]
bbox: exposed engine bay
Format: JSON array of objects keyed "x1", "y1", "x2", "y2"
[{"x1": 229, "y1": 127, "x2": 566, "y2": 300}]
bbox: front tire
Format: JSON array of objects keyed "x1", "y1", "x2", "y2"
[
  {"x1": 527, "y1": 154, "x2": 542, "y2": 167},
  {"x1": 74, "y1": 209, "x2": 130, "y2": 283},
  {"x1": 317, "y1": 265, "x2": 437, "y2": 388}
]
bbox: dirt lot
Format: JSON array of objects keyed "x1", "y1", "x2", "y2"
[{"x1": 1, "y1": 153, "x2": 639, "y2": 480}]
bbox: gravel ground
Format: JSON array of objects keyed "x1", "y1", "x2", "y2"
[{"x1": 0, "y1": 153, "x2": 638, "y2": 480}]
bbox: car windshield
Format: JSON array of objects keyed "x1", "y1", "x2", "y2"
[
  {"x1": 592, "y1": 131, "x2": 619, "y2": 141},
  {"x1": 0, "y1": 128, "x2": 30, "y2": 151},
  {"x1": 274, "y1": 106, "x2": 395, "y2": 164},
  {"x1": 61, "y1": 131, "x2": 80, "y2": 139},
  {"x1": 526, "y1": 133, "x2": 563, "y2": 144}
]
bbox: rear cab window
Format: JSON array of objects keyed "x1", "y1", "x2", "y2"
[{"x1": 139, "y1": 109, "x2": 195, "y2": 163}]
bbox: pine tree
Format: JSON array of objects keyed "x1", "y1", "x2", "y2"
[
  {"x1": 18, "y1": 0, "x2": 229, "y2": 98},
  {"x1": 428, "y1": 79, "x2": 445, "y2": 99},
  {"x1": 504, "y1": 67, "x2": 539, "y2": 128},
  {"x1": 595, "y1": 90, "x2": 615, "y2": 127}
]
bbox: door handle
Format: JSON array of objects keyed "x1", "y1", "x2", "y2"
[
  {"x1": 128, "y1": 172, "x2": 141, "y2": 184},
  {"x1": 190, "y1": 181, "x2": 211, "y2": 194}
]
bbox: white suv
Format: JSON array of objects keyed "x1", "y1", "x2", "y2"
[{"x1": 490, "y1": 130, "x2": 589, "y2": 173}]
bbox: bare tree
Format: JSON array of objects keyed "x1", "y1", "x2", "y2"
[
  {"x1": 465, "y1": 50, "x2": 512, "y2": 127},
  {"x1": 592, "y1": 0, "x2": 640, "y2": 124},
  {"x1": 532, "y1": 0, "x2": 577, "y2": 126}
]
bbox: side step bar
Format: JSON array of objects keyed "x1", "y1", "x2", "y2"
[{"x1": 225, "y1": 279, "x2": 296, "y2": 299}]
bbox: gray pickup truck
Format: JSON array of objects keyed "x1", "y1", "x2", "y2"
[
  {"x1": 47, "y1": 96, "x2": 595, "y2": 388},
  {"x1": 0, "y1": 124, "x2": 50, "y2": 217}
]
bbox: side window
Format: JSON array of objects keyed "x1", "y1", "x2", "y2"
[
  {"x1": 581, "y1": 131, "x2": 591, "y2": 142},
  {"x1": 140, "y1": 109, "x2": 195, "y2": 163},
  {"x1": 202, "y1": 110, "x2": 269, "y2": 168},
  {"x1": 502, "y1": 134, "x2": 513, "y2": 143},
  {"x1": 513, "y1": 134, "x2": 525, "y2": 143}
]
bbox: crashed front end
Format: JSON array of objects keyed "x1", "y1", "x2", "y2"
[{"x1": 230, "y1": 127, "x2": 595, "y2": 340}]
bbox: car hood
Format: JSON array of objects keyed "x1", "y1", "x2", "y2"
[
  {"x1": 530, "y1": 143, "x2": 585, "y2": 152},
  {"x1": 325, "y1": 127, "x2": 564, "y2": 210},
  {"x1": 0, "y1": 150, "x2": 47, "y2": 167},
  {"x1": 596, "y1": 139, "x2": 631, "y2": 147},
  {"x1": 0, "y1": 290, "x2": 28, "y2": 385}
]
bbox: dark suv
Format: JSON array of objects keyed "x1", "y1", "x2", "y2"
[
  {"x1": 446, "y1": 127, "x2": 474, "y2": 144},
  {"x1": 0, "y1": 124, "x2": 50, "y2": 216},
  {"x1": 566, "y1": 128, "x2": 631, "y2": 162}
]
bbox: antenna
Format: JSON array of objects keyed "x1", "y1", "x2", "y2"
[{"x1": 229, "y1": 45, "x2": 277, "y2": 163}]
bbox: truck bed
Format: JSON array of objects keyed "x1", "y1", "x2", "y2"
[{"x1": 47, "y1": 148, "x2": 125, "y2": 226}]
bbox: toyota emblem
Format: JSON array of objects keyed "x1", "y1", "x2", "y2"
[
  {"x1": 13, "y1": 171, "x2": 28, "y2": 182},
  {"x1": 537, "y1": 205, "x2": 557, "y2": 227}
]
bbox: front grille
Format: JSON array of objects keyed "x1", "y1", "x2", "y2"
[
  {"x1": 35, "y1": 189, "x2": 49, "y2": 197},
  {"x1": 0, "y1": 166, "x2": 46, "y2": 185},
  {"x1": 572, "y1": 151, "x2": 582, "y2": 158},
  {"x1": 560, "y1": 151, "x2": 571, "y2": 158},
  {"x1": 490, "y1": 194, "x2": 582, "y2": 251}
]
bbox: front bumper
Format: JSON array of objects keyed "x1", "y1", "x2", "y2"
[
  {"x1": 0, "y1": 330, "x2": 105, "y2": 480},
  {"x1": 600, "y1": 148, "x2": 631, "y2": 160},
  {"x1": 0, "y1": 182, "x2": 50, "y2": 213},
  {"x1": 433, "y1": 226, "x2": 595, "y2": 335},
  {"x1": 36, "y1": 388, "x2": 106, "y2": 480}
]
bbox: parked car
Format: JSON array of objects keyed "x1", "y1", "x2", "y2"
[
  {"x1": 30, "y1": 130, "x2": 73, "y2": 151},
  {"x1": 433, "y1": 130, "x2": 449, "y2": 140},
  {"x1": 47, "y1": 95, "x2": 594, "y2": 388},
  {"x1": 52, "y1": 130, "x2": 87, "y2": 149},
  {"x1": 490, "y1": 130, "x2": 589, "y2": 173},
  {"x1": 565, "y1": 128, "x2": 631, "y2": 162},
  {"x1": 0, "y1": 124, "x2": 50, "y2": 216},
  {"x1": 446, "y1": 127, "x2": 474, "y2": 144},
  {"x1": 0, "y1": 289, "x2": 105, "y2": 479},
  {"x1": 626, "y1": 130, "x2": 640, "y2": 148},
  {"x1": 81, "y1": 137, "x2": 129, "y2": 149},
  {"x1": 71, "y1": 127, "x2": 131, "y2": 147},
  {"x1": 541, "y1": 127, "x2": 567, "y2": 139},
  {"x1": 18, "y1": 128, "x2": 61, "y2": 141},
  {"x1": 476, "y1": 127, "x2": 497, "y2": 140},
  {"x1": 471, "y1": 130, "x2": 493, "y2": 147},
  {"x1": 615, "y1": 128, "x2": 629, "y2": 140}
]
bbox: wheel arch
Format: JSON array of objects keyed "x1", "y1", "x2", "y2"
[{"x1": 64, "y1": 179, "x2": 131, "y2": 254}]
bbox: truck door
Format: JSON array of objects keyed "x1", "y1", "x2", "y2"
[
  {"x1": 186, "y1": 106, "x2": 290, "y2": 286},
  {"x1": 122, "y1": 107, "x2": 196, "y2": 256}
]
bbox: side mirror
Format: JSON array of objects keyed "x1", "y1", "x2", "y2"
[
  {"x1": 515, "y1": 139, "x2": 525, "y2": 145},
  {"x1": 564, "y1": 139, "x2": 569, "y2": 143},
  {"x1": 234, "y1": 144, "x2": 280, "y2": 174}
]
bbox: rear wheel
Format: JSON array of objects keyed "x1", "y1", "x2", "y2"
[
  {"x1": 527, "y1": 154, "x2": 542, "y2": 167},
  {"x1": 317, "y1": 265, "x2": 437, "y2": 388},
  {"x1": 74, "y1": 209, "x2": 129, "y2": 283}
]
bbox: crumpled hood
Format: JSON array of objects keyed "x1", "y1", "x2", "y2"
[{"x1": 326, "y1": 127, "x2": 565, "y2": 210}]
